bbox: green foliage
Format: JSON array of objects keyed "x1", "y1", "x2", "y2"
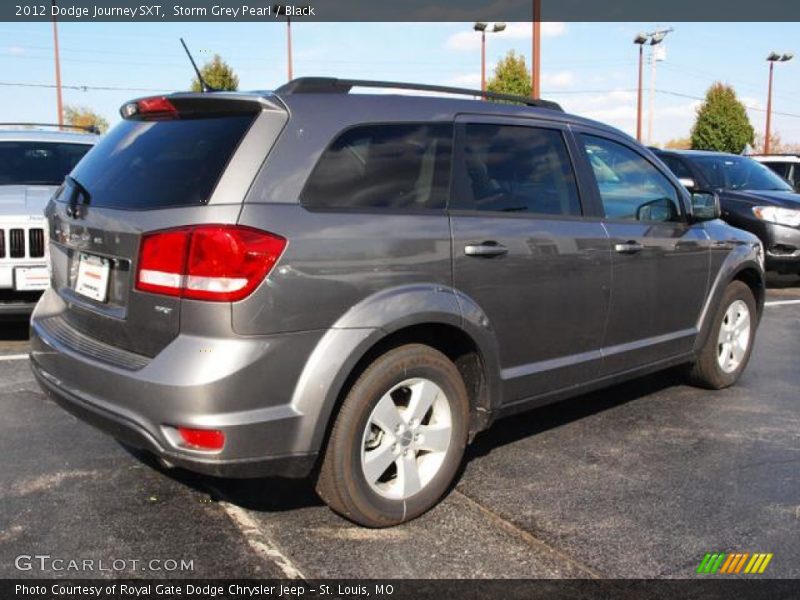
[
  {"x1": 190, "y1": 54, "x2": 239, "y2": 92},
  {"x1": 690, "y1": 83, "x2": 754, "y2": 154},
  {"x1": 63, "y1": 105, "x2": 109, "y2": 133},
  {"x1": 487, "y1": 50, "x2": 532, "y2": 99}
]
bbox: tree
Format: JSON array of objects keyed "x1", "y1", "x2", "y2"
[
  {"x1": 63, "y1": 105, "x2": 109, "y2": 134},
  {"x1": 190, "y1": 54, "x2": 239, "y2": 92},
  {"x1": 690, "y1": 83, "x2": 754, "y2": 154},
  {"x1": 487, "y1": 50, "x2": 531, "y2": 98}
]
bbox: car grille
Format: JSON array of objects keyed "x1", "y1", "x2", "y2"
[{"x1": 0, "y1": 227, "x2": 46, "y2": 260}]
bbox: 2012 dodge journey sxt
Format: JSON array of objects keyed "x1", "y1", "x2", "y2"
[{"x1": 30, "y1": 78, "x2": 765, "y2": 527}]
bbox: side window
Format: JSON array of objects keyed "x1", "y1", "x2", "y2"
[
  {"x1": 455, "y1": 123, "x2": 581, "y2": 216},
  {"x1": 660, "y1": 155, "x2": 693, "y2": 180},
  {"x1": 581, "y1": 135, "x2": 681, "y2": 222},
  {"x1": 301, "y1": 123, "x2": 452, "y2": 210}
]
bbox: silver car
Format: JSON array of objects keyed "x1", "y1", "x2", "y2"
[{"x1": 0, "y1": 126, "x2": 96, "y2": 318}]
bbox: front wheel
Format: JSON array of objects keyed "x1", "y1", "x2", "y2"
[
  {"x1": 316, "y1": 344, "x2": 470, "y2": 527},
  {"x1": 688, "y1": 281, "x2": 757, "y2": 389}
]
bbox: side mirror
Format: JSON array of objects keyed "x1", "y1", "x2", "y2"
[
  {"x1": 690, "y1": 190, "x2": 721, "y2": 221},
  {"x1": 636, "y1": 198, "x2": 678, "y2": 222},
  {"x1": 678, "y1": 177, "x2": 696, "y2": 191}
]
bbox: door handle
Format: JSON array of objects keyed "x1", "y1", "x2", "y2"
[
  {"x1": 464, "y1": 242, "x2": 508, "y2": 257},
  {"x1": 614, "y1": 241, "x2": 644, "y2": 255}
]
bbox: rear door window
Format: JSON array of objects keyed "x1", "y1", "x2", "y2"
[
  {"x1": 68, "y1": 115, "x2": 255, "y2": 209},
  {"x1": 0, "y1": 142, "x2": 92, "y2": 186},
  {"x1": 301, "y1": 123, "x2": 452, "y2": 210},
  {"x1": 452, "y1": 123, "x2": 582, "y2": 216}
]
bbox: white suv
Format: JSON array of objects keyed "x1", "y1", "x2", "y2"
[
  {"x1": 750, "y1": 154, "x2": 800, "y2": 191},
  {"x1": 0, "y1": 126, "x2": 96, "y2": 318}
]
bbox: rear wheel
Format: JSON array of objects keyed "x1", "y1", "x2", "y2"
[
  {"x1": 316, "y1": 344, "x2": 470, "y2": 527},
  {"x1": 688, "y1": 281, "x2": 757, "y2": 389}
]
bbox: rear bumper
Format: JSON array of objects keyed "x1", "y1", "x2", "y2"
[{"x1": 29, "y1": 289, "x2": 325, "y2": 479}]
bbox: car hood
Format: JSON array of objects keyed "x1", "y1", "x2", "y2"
[
  {"x1": 721, "y1": 189, "x2": 800, "y2": 208},
  {"x1": 0, "y1": 184, "x2": 58, "y2": 218}
]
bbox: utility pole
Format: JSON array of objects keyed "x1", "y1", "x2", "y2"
[
  {"x1": 51, "y1": 0, "x2": 64, "y2": 128},
  {"x1": 531, "y1": 0, "x2": 541, "y2": 99},
  {"x1": 644, "y1": 27, "x2": 672, "y2": 145},
  {"x1": 286, "y1": 15, "x2": 293, "y2": 80},
  {"x1": 765, "y1": 52, "x2": 794, "y2": 154},
  {"x1": 633, "y1": 34, "x2": 647, "y2": 142}
]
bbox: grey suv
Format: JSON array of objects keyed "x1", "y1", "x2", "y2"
[{"x1": 30, "y1": 78, "x2": 765, "y2": 527}]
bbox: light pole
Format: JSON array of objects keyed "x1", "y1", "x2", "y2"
[
  {"x1": 633, "y1": 33, "x2": 647, "y2": 142},
  {"x1": 531, "y1": 0, "x2": 541, "y2": 99},
  {"x1": 51, "y1": 0, "x2": 63, "y2": 128},
  {"x1": 765, "y1": 52, "x2": 793, "y2": 154},
  {"x1": 644, "y1": 27, "x2": 672, "y2": 145},
  {"x1": 474, "y1": 22, "x2": 506, "y2": 93}
]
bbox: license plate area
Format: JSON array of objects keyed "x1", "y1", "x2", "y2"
[
  {"x1": 14, "y1": 266, "x2": 50, "y2": 291},
  {"x1": 74, "y1": 253, "x2": 111, "y2": 303}
]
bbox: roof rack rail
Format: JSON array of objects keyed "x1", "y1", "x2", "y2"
[
  {"x1": 275, "y1": 77, "x2": 563, "y2": 112},
  {"x1": 0, "y1": 122, "x2": 100, "y2": 134}
]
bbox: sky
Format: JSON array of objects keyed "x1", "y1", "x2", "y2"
[{"x1": 1, "y1": 21, "x2": 799, "y2": 146}]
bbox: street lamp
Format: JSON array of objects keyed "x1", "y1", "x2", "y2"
[
  {"x1": 531, "y1": 0, "x2": 541, "y2": 99},
  {"x1": 474, "y1": 22, "x2": 506, "y2": 93},
  {"x1": 765, "y1": 52, "x2": 794, "y2": 154},
  {"x1": 633, "y1": 33, "x2": 647, "y2": 142}
]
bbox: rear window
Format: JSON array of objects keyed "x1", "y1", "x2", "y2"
[
  {"x1": 301, "y1": 123, "x2": 452, "y2": 210},
  {"x1": 68, "y1": 115, "x2": 254, "y2": 209},
  {"x1": 0, "y1": 142, "x2": 92, "y2": 186}
]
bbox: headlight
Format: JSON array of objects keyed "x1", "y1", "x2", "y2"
[{"x1": 752, "y1": 206, "x2": 800, "y2": 227}]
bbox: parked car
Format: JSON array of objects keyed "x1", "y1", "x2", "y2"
[
  {"x1": 30, "y1": 79, "x2": 764, "y2": 527},
  {"x1": 750, "y1": 154, "x2": 800, "y2": 191},
  {"x1": 0, "y1": 125, "x2": 97, "y2": 318},
  {"x1": 653, "y1": 149, "x2": 800, "y2": 275}
]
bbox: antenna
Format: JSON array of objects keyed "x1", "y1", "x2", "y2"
[{"x1": 180, "y1": 37, "x2": 216, "y2": 93}]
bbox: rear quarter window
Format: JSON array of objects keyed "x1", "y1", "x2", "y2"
[
  {"x1": 300, "y1": 123, "x2": 453, "y2": 211},
  {"x1": 68, "y1": 115, "x2": 255, "y2": 209}
]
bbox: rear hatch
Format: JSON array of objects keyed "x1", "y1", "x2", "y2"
[{"x1": 46, "y1": 93, "x2": 287, "y2": 357}]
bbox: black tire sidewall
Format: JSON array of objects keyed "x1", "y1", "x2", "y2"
[
  {"x1": 334, "y1": 345, "x2": 469, "y2": 526},
  {"x1": 704, "y1": 282, "x2": 758, "y2": 387}
]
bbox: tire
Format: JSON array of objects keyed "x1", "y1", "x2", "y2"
[
  {"x1": 688, "y1": 281, "x2": 757, "y2": 389},
  {"x1": 316, "y1": 344, "x2": 470, "y2": 527}
]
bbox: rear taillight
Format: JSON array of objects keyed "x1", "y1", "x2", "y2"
[{"x1": 136, "y1": 225, "x2": 286, "y2": 302}]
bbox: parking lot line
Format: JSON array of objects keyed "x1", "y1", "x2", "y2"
[
  {"x1": 454, "y1": 489, "x2": 605, "y2": 579},
  {"x1": 0, "y1": 354, "x2": 28, "y2": 361},
  {"x1": 219, "y1": 501, "x2": 307, "y2": 580},
  {"x1": 765, "y1": 299, "x2": 800, "y2": 307}
]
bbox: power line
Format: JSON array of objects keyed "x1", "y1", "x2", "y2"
[
  {"x1": 0, "y1": 80, "x2": 175, "y2": 93},
  {"x1": 655, "y1": 89, "x2": 800, "y2": 119}
]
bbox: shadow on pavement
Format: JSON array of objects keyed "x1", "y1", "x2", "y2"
[
  {"x1": 466, "y1": 368, "x2": 682, "y2": 461},
  {"x1": 119, "y1": 442, "x2": 324, "y2": 512},
  {"x1": 0, "y1": 320, "x2": 29, "y2": 341}
]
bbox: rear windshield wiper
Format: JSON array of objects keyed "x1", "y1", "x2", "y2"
[{"x1": 65, "y1": 175, "x2": 91, "y2": 217}]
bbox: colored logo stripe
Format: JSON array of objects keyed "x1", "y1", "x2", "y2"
[{"x1": 698, "y1": 552, "x2": 773, "y2": 574}]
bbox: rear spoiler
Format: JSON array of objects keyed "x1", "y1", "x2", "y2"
[{"x1": 119, "y1": 93, "x2": 284, "y2": 120}]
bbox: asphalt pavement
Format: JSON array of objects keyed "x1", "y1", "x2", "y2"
[{"x1": 1, "y1": 282, "x2": 799, "y2": 580}]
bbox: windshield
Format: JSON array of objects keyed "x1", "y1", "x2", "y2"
[
  {"x1": 691, "y1": 155, "x2": 793, "y2": 192},
  {"x1": 0, "y1": 141, "x2": 92, "y2": 186}
]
